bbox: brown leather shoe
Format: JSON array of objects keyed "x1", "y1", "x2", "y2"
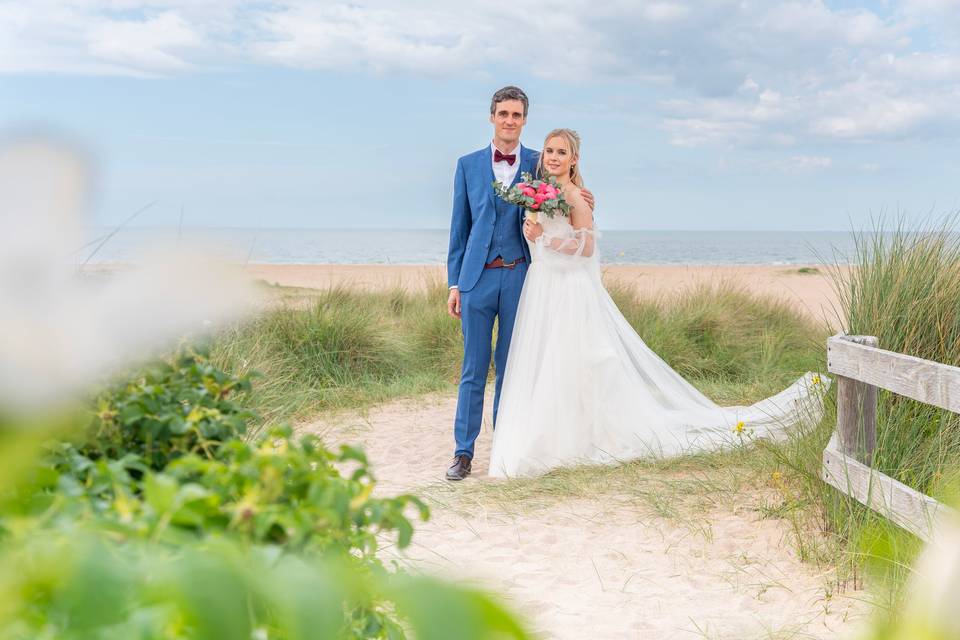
[{"x1": 445, "y1": 455, "x2": 472, "y2": 481}]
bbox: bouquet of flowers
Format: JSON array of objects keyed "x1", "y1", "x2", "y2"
[{"x1": 492, "y1": 172, "x2": 570, "y2": 224}]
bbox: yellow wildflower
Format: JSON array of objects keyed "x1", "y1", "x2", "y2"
[
  {"x1": 734, "y1": 420, "x2": 745, "y2": 435},
  {"x1": 811, "y1": 374, "x2": 822, "y2": 386},
  {"x1": 771, "y1": 471, "x2": 783, "y2": 484}
]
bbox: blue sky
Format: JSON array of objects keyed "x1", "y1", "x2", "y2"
[{"x1": 2, "y1": 0, "x2": 960, "y2": 230}]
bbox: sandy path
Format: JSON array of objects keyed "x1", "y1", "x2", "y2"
[{"x1": 304, "y1": 392, "x2": 869, "y2": 640}]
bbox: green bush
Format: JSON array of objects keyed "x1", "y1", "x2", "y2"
[
  {"x1": 0, "y1": 532, "x2": 529, "y2": 640},
  {"x1": 20, "y1": 428, "x2": 429, "y2": 638},
  {"x1": 83, "y1": 348, "x2": 255, "y2": 470},
  {"x1": 36, "y1": 427, "x2": 428, "y2": 554},
  {"x1": 0, "y1": 348, "x2": 526, "y2": 639}
]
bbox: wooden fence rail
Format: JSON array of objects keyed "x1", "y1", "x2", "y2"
[{"x1": 821, "y1": 334, "x2": 958, "y2": 542}]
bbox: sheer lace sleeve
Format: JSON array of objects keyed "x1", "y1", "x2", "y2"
[{"x1": 537, "y1": 224, "x2": 598, "y2": 258}]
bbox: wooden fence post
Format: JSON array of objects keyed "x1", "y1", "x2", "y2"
[
  {"x1": 822, "y1": 334, "x2": 959, "y2": 541},
  {"x1": 831, "y1": 335, "x2": 879, "y2": 465}
]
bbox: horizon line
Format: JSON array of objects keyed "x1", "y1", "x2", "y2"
[{"x1": 87, "y1": 224, "x2": 868, "y2": 233}]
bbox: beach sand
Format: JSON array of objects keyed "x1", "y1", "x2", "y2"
[
  {"x1": 246, "y1": 263, "x2": 843, "y2": 324},
  {"x1": 86, "y1": 262, "x2": 843, "y2": 324},
  {"x1": 305, "y1": 391, "x2": 868, "y2": 640}
]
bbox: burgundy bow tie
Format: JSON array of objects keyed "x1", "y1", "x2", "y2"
[{"x1": 494, "y1": 149, "x2": 516, "y2": 166}]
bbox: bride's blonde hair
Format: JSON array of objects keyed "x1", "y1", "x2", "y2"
[{"x1": 537, "y1": 128, "x2": 584, "y2": 188}]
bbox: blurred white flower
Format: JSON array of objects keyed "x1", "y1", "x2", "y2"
[
  {"x1": 900, "y1": 515, "x2": 960, "y2": 638},
  {"x1": 0, "y1": 136, "x2": 252, "y2": 411}
]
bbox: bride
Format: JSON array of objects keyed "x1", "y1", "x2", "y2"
[{"x1": 487, "y1": 128, "x2": 825, "y2": 478}]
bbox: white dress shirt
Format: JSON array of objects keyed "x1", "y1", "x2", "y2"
[{"x1": 491, "y1": 141, "x2": 522, "y2": 187}]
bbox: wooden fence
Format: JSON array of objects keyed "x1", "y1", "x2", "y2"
[{"x1": 821, "y1": 334, "x2": 958, "y2": 542}]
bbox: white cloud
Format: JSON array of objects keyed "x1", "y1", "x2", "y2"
[
  {"x1": 771, "y1": 155, "x2": 833, "y2": 172},
  {"x1": 4, "y1": 1, "x2": 960, "y2": 145},
  {"x1": 641, "y1": 2, "x2": 692, "y2": 22},
  {"x1": 87, "y1": 11, "x2": 203, "y2": 73},
  {"x1": 0, "y1": 2, "x2": 215, "y2": 76},
  {"x1": 250, "y1": 4, "x2": 493, "y2": 75},
  {"x1": 661, "y1": 117, "x2": 758, "y2": 147},
  {"x1": 901, "y1": 0, "x2": 960, "y2": 18}
]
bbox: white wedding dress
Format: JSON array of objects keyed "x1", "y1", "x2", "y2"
[{"x1": 487, "y1": 213, "x2": 826, "y2": 478}]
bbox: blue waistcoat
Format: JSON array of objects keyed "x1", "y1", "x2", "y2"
[{"x1": 486, "y1": 188, "x2": 526, "y2": 264}]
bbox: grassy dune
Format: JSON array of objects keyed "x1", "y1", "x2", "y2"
[
  {"x1": 760, "y1": 220, "x2": 960, "y2": 612},
  {"x1": 209, "y1": 283, "x2": 461, "y2": 427},
  {"x1": 215, "y1": 247, "x2": 960, "y2": 606},
  {"x1": 210, "y1": 279, "x2": 827, "y2": 434}
]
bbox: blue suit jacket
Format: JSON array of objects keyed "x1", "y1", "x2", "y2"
[{"x1": 447, "y1": 145, "x2": 539, "y2": 292}]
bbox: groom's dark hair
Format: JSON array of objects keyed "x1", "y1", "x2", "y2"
[{"x1": 490, "y1": 86, "x2": 529, "y2": 117}]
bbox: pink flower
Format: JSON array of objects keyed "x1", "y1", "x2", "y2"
[
  {"x1": 536, "y1": 182, "x2": 548, "y2": 193},
  {"x1": 544, "y1": 186, "x2": 558, "y2": 199},
  {"x1": 520, "y1": 185, "x2": 536, "y2": 197},
  {"x1": 529, "y1": 201, "x2": 541, "y2": 210},
  {"x1": 533, "y1": 193, "x2": 549, "y2": 204}
]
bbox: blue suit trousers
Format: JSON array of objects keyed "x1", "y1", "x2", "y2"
[{"x1": 453, "y1": 261, "x2": 527, "y2": 459}]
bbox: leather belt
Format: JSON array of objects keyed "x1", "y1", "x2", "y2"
[{"x1": 484, "y1": 256, "x2": 526, "y2": 270}]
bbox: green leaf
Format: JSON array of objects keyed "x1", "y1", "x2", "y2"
[
  {"x1": 388, "y1": 575, "x2": 531, "y2": 640},
  {"x1": 168, "y1": 416, "x2": 189, "y2": 435},
  {"x1": 144, "y1": 473, "x2": 179, "y2": 514},
  {"x1": 395, "y1": 518, "x2": 413, "y2": 549},
  {"x1": 119, "y1": 404, "x2": 145, "y2": 424},
  {"x1": 339, "y1": 445, "x2": 368, "y2": 465}
]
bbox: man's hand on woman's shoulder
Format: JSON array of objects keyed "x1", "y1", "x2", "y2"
[{"x1": 579, "y1": 187, "x2": 595, "y2": 211}]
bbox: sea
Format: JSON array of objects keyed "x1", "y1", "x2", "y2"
[{"x1": 82, "y1": 228, "x2": 860, "y2": 265}]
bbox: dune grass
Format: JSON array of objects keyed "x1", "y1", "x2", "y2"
[
  {"x1": 210, "y1": 277, "x2": 826, "y2": 438},
  {"x1": 608, "y1": 280, "x2": 825, "y2": 404},
  {"x1": 209, "y1": 282, "x2": 462, "y2": 428},
  {"x1": 839, "y1": 221, "x2": 960, "y2": 494},
  {"x1": 758, "y1": 218, "x2": 960, "y2": 609}
]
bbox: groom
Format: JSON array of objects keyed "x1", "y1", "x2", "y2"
[
  {"x1": 444, "y1": 86, "x2": 591, "y2": 481},
  {"x1": 444, "y1": 86, "x2": 535, "y2": 481}
]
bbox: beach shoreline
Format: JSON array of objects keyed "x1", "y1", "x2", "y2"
[
  {"x1": 243, "y1": 263, "x2": 842, "y2": 323},
  {"x1": 82, "y1": 261, "x2": 843, "y2": 323}
]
